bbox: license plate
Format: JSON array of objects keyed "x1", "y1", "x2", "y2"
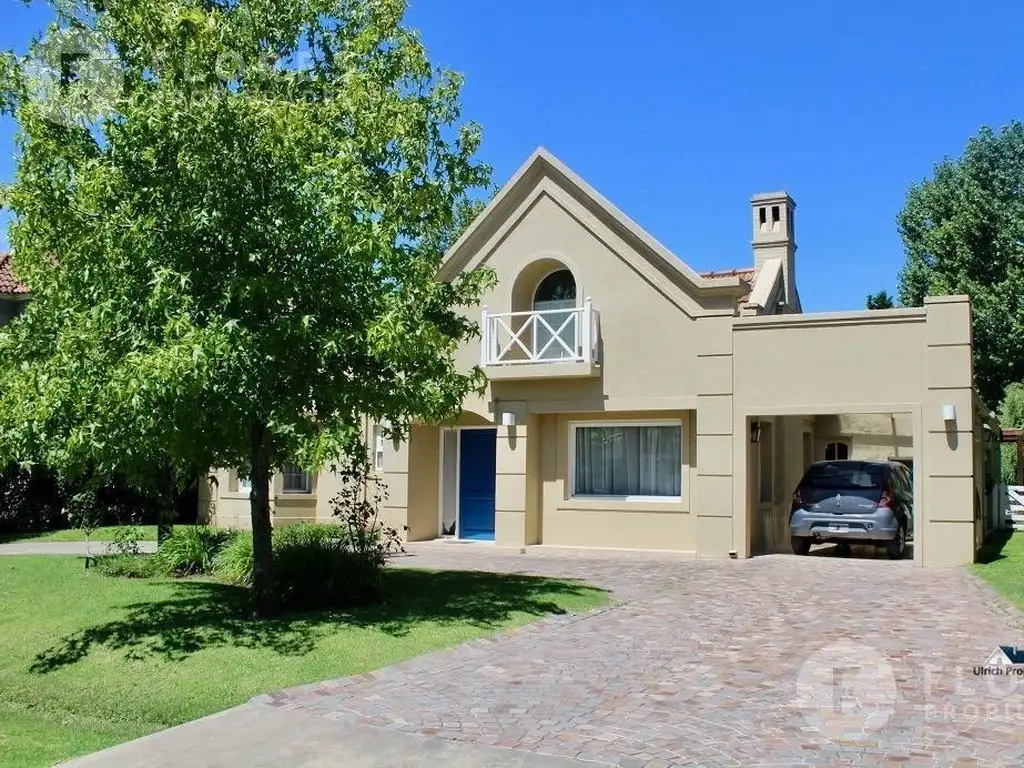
[{"x1": 828, "y1": 524, "x2": 849, "y2": 533}]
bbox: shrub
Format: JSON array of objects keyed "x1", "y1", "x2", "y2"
[
  {"x1": 109, "y1": 524, "x2": 145, "y2": 557},
  {"x1": 215, "y1": 522, "x2": 347, "y2": 600},
  {"x1": 214, "y1": 531, "x2": 254, "y2": 587},
  {"x1": 212, "y1": 454, "x2": 405, "y2": 611},
  {"x1": 154, "y1": 525, "x2": 231, "y2": 576},
  {"x1": 273, "y1": 522, "x2": 356, "y2": 610},
  {"x1": 93, "y1": 554, "x2": 158, "y2": 578}
]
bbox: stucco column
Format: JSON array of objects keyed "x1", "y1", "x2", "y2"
[
  {"x1": 695, "y1": 315, "x2": 735, "y2": 558},
  {"x1": 379, "y1": 433, "x2": 411, "y2": 540},
  {"x1": 922, "y1": 295, "x2": 976, "y2": 567},
  {"x1": 494, "y1": 418, "x2": 529, "y2": 548}
]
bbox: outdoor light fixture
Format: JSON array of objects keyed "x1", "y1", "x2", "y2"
[
  {"x1": 942, "y1": 404, "x2": 957, "y2": 423},
  {"x1": 750, "y1": 420, "x2": 762, "y2": 444},
  {"x1": 501, "y1": 411, "x2": 516, "y2": 427}
]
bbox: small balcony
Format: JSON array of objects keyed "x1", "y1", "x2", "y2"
[{"x1": 480, "y1": 298, "x2": 601, "y2": 380}]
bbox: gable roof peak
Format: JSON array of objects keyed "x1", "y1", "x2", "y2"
[{"x1": 439, "y1": 149, "x2": 748, "y2": 301}]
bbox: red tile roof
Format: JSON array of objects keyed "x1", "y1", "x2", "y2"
[
  {"x1": 701, "y1": 267, "x2": 756, "y2": 310},
  {"x1": 0, "y1": 253, "x2": 29, "y2": 296}
]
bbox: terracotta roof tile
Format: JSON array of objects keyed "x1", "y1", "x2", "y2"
[
  {"x1": 701, "y1": 267, "x2": 756, "y2": 311},
  {"x1": 0, "y1": 253, "x2": 29, "y2": 296}
]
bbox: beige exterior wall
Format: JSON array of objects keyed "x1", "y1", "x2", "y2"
[
  {"x1": 537, "y1": 410, "x2": 697, "y2": 551},
  {"x1": 730, "y1": 296, "x2": 980, "y2": 567},
  {"x1": 445, "y1": 159, "x2": 740, "y2": 421},
  {"x1": 202, "y1": 466, "x2": 343, "y2": 530},
  {"x1": 201, "y1": 151, "x2": 986, "y2": 569},
  {"x1": 815, "y1": 413, "x2": 915, "y2": 463}
]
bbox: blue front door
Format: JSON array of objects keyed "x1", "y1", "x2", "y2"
[{"x1": 459, "y1": 429, "x2": 497, "y2": 540}]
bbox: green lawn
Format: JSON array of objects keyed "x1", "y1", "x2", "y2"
[
  {"x1": 0, "y1": 525, "x2": 199, "y2": 543},
  {"x1": 0, "y1": 556, "x2": 607, "y2": 768},
  {"x1": 971, "y1": 530, "x2": 1024, "y2": 610}
]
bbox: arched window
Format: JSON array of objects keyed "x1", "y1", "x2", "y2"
[
  {"x1": 825, "y1": 441, "x2": 850, "y2": 461},
  {"x1": 534, "y1": 269, "x2": 576, "y2": 305},
  {"x1": 532, "y1": 269, "x2": 577, "y2": 360}
]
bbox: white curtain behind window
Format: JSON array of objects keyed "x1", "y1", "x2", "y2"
[{"x1": 574, "y1": 425, "x2": 681, "y2": 497}]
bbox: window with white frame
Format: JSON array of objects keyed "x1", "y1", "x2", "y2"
[
  {"x1": 282, "y1": 465, "x2": 311, "y2": 493},
  {"x1": 571, "y1": 421, "x2": 683, "y2": 499},
  {"x1": 372, "y1": 424, "x2": 385, "y2": 471},
  {"x1": 236, "y1": 471, "x2": 252, "y2": 496}
]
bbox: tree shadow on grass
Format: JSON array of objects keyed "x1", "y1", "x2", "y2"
[
  {"x1": 30, "y1": 569, "x2": 605, "y2": 673},
  {"x1": 976, "y1": 528, "x2": 1014, "y2": 564}
]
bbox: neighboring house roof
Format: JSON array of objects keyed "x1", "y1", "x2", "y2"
[
  {"x1": 0, "y1": 253, "x2": 29, "y2": 296},
  {"x1": 439, "y1": 147, "x2": 750, "y2": 308},
  {"x1": 701, "y1": 267, "x2": 756, "y2": 310}
]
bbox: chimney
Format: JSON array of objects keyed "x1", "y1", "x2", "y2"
[{"x1": 751, "y1": 192, "x2": 798, "y2": 311}]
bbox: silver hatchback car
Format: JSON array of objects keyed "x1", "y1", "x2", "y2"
[{"x1": 789, "y1": 460, "x2": 913, "y2": 559}]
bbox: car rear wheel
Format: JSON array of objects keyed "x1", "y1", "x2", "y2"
[
  {"x1": 791, "y1": 536, "x2": 811, "y2": 556},
  {"x1": 886, "y1": 524, "x2": 906, "y2": 560}
]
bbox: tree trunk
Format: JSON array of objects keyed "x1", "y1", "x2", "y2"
[
  {"x1": 249, "y1": 420, "x2": 275, "y2": 616},
  {"x1": 156, "y1": 462, "x2": 175, "y2": 545}
]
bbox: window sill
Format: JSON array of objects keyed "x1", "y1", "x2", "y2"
[
  {"x1": 572, "y1": 494, "x2": 682, "y2": 503},
  {"x1": 561, "y1": 496, "x2": 688, "y2": 513},
  {"x1": 275, "y1": 494, "x2": 317, "y2": 504}
]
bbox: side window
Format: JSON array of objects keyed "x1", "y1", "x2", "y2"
[{"x1": 824, "y1": 441, "x2": 849, "y2": 461}]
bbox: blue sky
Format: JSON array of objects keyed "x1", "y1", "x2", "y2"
[{"x1": 3, "y1": 0, "x2": 1023, "y2": 311}]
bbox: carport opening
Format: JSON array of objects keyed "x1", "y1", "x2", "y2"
[{"x1": 749, "y1": 411, "x2": 916, "y2": 561}]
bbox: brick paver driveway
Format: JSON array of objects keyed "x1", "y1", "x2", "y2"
[{"x1": 261, "y1": 543, "x2": 1024, "y2": 767}]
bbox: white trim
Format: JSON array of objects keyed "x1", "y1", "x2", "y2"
[
  {"x1": 372, "y1": 424, "x2": 385, "y2": 471},
  {"x1": 568, "y1": 419, "x2": 685, "y2": 503},
  {"x1": 437, "y1": 426, "x2": 498, "y2": 539},
  {"x1": 483, "y1": 305, "x2": 592, "y2": 365},
  {"x1": 281, "y1": 465, "x2": 311, "y2": 494},
  {"x1": 436, "y1": 428, "x2": 446, "y2": 537}
]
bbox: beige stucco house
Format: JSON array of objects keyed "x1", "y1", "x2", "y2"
[{"x1": 202, "y1": 148, "x2": 1003, "y2": 567}]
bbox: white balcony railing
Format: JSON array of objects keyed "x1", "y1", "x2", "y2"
[{"x1": 481, "y1": 298, "x2": 600, "y2": 366}]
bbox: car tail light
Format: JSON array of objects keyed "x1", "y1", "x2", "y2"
[{"x1": 878, "y1": 489, "x2": 893, "y2": 509}]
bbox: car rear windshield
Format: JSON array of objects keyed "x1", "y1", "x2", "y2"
[{"x1": 801, "y1": 463, "x2": 886, "y2": 490}]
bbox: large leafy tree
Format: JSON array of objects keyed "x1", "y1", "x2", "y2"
[
  {"x1": 999, "y1": 382, "x2": 1024, "y2": 484},
  {"x1": 0, "y1": 0, "x2": 493, "y2": 613},
  {"x1": 897, "y1": 121, "x2": 1024, "y2": 407}
]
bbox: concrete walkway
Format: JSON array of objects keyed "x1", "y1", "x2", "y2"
[
  {"x1": 0, "y1": 540, "x2": 157, "y2": 555},
  {"x1": 63, "y1": 542, "x2": 1024, "y2": 767},
  {"x1": 65, "y1": 705, "x2": 595, "y2": 767}
]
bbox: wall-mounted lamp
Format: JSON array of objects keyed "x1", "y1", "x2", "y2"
[
  {"x1": 942, "y1": 404, "x2": 957, "y2": 423},
  {"x1": 501, "y1": 411, "x2": 516, "y2": 427},
  {"x1": 750, "y1": 420, "x2": 762, "y2": 444}
]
